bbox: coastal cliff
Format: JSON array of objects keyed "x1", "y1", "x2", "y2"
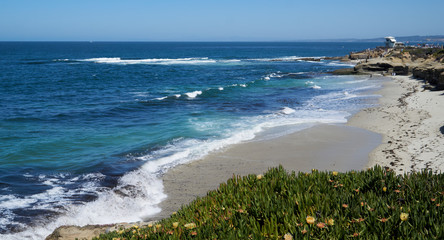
[{"x1": 335, "y1": 47, "x2": 444, "y2": 89}]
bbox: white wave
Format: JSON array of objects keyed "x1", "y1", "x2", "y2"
[
  {"x1": 81, "y1": 57, "x2": 122, "y2": 63},
  {"x1": 249, "y1": 56, "x2": 324, "y2": 62},
  {"x1": 185, "y1": 91, "x2": 203, "y2": 99},
  {"x1": 239, "y1": 84, "x2": 247, "y2": 88},
  {"x1": 280, "y1": 107, "x2": 296, "y2": 115},
  {"x1": 220, "y1": 59, "x2": 241, "y2": 63},
  {"x1": 312, "y1": 85, "x2": 322, "y2": 89},
  {"x1": 2, "y1": 170, "x2": 165, "y2": 240},
  {"x1": 341, "y1": 91, "x2": 359, "y2": 100},
  {"x1": 218, "y1": 87, "x2": 224, "y2": 91},
  {"x1": 155, "y1": 96, "x2": 168, "y2": 101},
  {"x1": 327, "y1": 61, "x2": 356, "y2": 67},
  {"x1": 339, "y1": 79, "x2": 368, "y2": 84},
  {"x1": 0, "y1": 195, "x2": 37, "y2": 209},
  {"x1": 54, "y1": 59, "x2": 70, "y2": 62},
  {"x1": 78, "y1": 57, "x2": 240, "y2": 65}
]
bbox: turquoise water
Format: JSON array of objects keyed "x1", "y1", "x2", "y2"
[{"x1": 0, "y1": 42, "x2": 383, "y2": 238}]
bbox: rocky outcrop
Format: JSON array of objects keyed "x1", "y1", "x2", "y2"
[
  {"x1": 330, "y1": 68, "x2": 364, "y2": 75},
  {"x1": 411, "y1": 64, "x2": 444, "y2": 89},
  {"x1": 348, "y1": 48, "x2": 386, "y2": 60},
  {"x1": 348, "y1": 47, "x2": 444, "y2": 89},
  {"x1": 354, "y1": 61, "x2": 393, "y2": 72},
  {"x1": 46, "y1": 221, "x2": 155, "y2": 240},
  {"x1": 353, "y1": 60, "x2": 409, "y2": 75}
]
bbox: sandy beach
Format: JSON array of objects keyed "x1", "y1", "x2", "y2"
[{"x1": 349, "y1": 75, "x2": 444, "y2": 174}]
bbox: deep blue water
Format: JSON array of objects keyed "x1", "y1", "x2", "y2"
[{"x1": 0, "y1": 42, "x2": 383, "y2": 238}]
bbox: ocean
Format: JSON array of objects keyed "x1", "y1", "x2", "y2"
[{"x1": 0, "y1": 42, "x2": 383, "y2": 239}]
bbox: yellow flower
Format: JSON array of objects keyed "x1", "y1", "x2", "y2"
[
  {"x1": 400, "y1": 213, "x2": 409, "y2": 221},
  {"x1": 283, "y1": 233, "x2": 293, "y2": 240},
  {"x1": 257, "y1": 174, "x2": 263, "y2": 180},
  {"x1": 172, "y1": 222, "x2": 179, "y2": 229},
  {"x1": 327, "y1": 218, "x2": 335, "y2": 226},
  {"x1": 332, "y1": 171, "x2": 338, "y2": 176},
  {"x1": 306, "y1": 216, "x2": 316, "y2": 224},
  {"x1": 301, "y1": 229, "x2": 307, "y2": 234},
  {"x1": 155, "y1": 224, "x2": 162, "y2": 229},
  {"x1": 184, "y1": 223, "x2": 196, "y2": 229},
  {"x1": 383, "y1": 187, "x2": 387, "y2": 192},
  {"x1": 342, "y1": 204, "x2": 349, "y2": 208}
]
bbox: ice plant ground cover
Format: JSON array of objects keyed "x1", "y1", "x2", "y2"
[{"x1": 95, "y1": 166, "x2": 443, "y2": 239}]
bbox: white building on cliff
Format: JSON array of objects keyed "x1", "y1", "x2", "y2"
[{"x1": 385, "y1": 36, "x2": 397, "y2": 48}]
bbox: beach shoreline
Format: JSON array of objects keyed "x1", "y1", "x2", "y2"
[{"x1": 46, "y1": 76, "x2": 444, "y2": 240}]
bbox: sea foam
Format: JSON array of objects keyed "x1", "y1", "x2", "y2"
[
  {"x1": 78, "y1": 57, "x2": 231, "y2": 65},
  {"x1": 185, "y1": 91, "x2": 203, "y2": 99}
]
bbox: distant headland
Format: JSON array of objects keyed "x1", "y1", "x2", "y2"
[{"x1": 332, "y1": 37, "x2": 444, "y2": 89}]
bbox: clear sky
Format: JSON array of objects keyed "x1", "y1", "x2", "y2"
[{"x1": 0, "y1": 0, "x2": 443, "y2": 41}]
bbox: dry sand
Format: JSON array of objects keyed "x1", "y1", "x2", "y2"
[{"x1": 348, "y1": 75, "x2": 444, "y2": 174}]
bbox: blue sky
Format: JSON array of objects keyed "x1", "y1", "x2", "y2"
[{"x1": 0, "y1": 0, "x2": 442, "y2": 41}]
